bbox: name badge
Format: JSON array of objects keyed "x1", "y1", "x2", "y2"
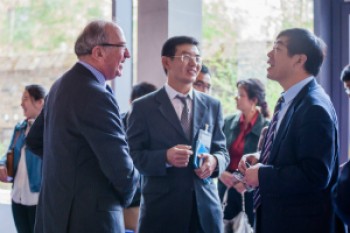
[{"x1": 194, "y1": 124, "x2": 212, "y2": 184}]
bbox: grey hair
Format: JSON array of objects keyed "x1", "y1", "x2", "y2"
[{"x1": 74, "y1": 20, "x2": 115, "y2": 56}]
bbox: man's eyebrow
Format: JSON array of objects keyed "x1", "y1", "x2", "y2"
[{"x1": 274, "y1": 40, "x2": 287, "y2": 47}]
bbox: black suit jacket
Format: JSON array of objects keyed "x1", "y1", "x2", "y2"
[
  {"x1": 257, "y1": 79, "x2": 339, "y2": 233},
  {"x1": 127, "y1": 87, "x2": 229, "y2": 233},
  {"x1": 333, "y1": 161, "x2": 350, "y2": 225},
  {"x1": 27, "y1": 63, "x2": 139, "y2": 233}
]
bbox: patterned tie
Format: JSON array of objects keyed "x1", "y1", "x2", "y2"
[
  {"x1": 253, "y1": 96, "x2": 284, "y2": 210},
  {"x1": 176, "y1": 95, "x2": 191, "y2": 140}
]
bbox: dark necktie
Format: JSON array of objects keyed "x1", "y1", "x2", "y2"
[
  {"x1": 176, "y1": 95, "x2": 191, "y2": 140},
  {"x1": 253, "y1": 96, "x2": 284, "y2": 210},
  {"x1": 106, "y1": 85, "x2": 114, "y2": 94}
]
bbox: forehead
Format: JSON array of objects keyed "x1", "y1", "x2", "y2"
[
  {"x1": 237, "y1": 85, "x2": 247, "y2": 93},
  {"x1": 175, "y1": 44, "x2": 200, "y2": 55},
  {"x1": 107, "y1": 24, "x2": 126, "y2": 43},
  {"x1": 274, "y1": 36, "x2": 289, "y2": 48},
  {"x1": 197, "y1": 73, "x2": 211, "y2": 83}
]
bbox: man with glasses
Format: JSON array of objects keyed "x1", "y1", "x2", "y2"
[
  {"x1": 127, "y1": 36, "x2": 229, "y2": 233},
  {"x1": 26, "y1": 20, "x2": 139, "y2": 233},
  {"x1": 193, "y1": 64, "x2": 212, "y2": 94}
]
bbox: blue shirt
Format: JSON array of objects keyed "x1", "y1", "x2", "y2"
[
  {"x1": 276, "y1": 76, "x2": 314, "y2": 133},
  {"x1": 78, "y1": 61, "x2": 106, "y2": 86}
]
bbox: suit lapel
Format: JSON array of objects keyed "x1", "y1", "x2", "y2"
[
  {"x1": 155, "y1": 87, "x2": 188, "y2": 139},
  {"x1": 192, "y1": 91, "x2": 208, "y2": 141},
  {"x1": 268, "y1": 79, "x2": 317, "y2": 163}
]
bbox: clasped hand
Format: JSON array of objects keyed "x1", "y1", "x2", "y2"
[
  {"x1": 166, "y1": 145, "x2": 217, "y2": 179},
  {"x1": 219, "y1": 153, "x2": 261, "y2": 193}
]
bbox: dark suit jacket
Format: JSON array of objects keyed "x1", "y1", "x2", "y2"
[
  {"x1": 333, "y1": 161, "x2": 350, "y2": 225},
  {"x1": 257, "y1": 79, "x2": 339, "y2": 233},
  {"x1": 127, "y1": 87, "x2": 229, "y2": 233},
  {"x1": 26, "y1": 63, "x2": 139, "y2": 233}
]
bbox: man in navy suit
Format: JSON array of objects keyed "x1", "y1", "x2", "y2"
[
  {"x1": 127, "y1": 36, "x2": 229, "y2": 233},
  {"x1": 238, "y1": 28, "x2": 340, "y2": 233},
  {"x1": 26, "y1": 20, "x2": 139, "y2": 233},
  {"x1": 332, "y1": 65, "x2": 350, "y2": 226}
]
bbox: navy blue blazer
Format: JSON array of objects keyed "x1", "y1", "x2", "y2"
[
  {"x1": 257, "y1": 79, "x2": 339, "y2": 233},
  {"x1": 27, "y1": 63, "x2": 139, "y2": 233},
  {"x1": 127, "y1": 87, "x2": 229, "y2": 233},
  {"x1": 333, "y1": 161, "x2": 350, "y2": 225}
]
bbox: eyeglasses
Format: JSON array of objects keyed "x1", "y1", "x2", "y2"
[
  {"x1": 98, "y1": 43, "x2": 126, "y2": 49},
  {"x1": 193, "y1": 81, "x2": 211, "y2": 90},
  {"x1": 170, "y1": 54, "x2": 202, "y2": 64}
]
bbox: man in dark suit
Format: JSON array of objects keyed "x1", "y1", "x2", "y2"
[
  {"x1": 332, "y1": 64, "x2": 350, "y2": 226},
  {"x1": 238, "y1": 28, "x2": 340, "y2": 233},
  {"x1": 26, "y1": 20, "x2": 139, "y2": 233},
  {"x1": 127, "y1": 36, "x2": 229, "y2": 233}
]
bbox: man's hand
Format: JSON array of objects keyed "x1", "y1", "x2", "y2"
[
  {"x1": 0, "y1": 166, "x2": 8, "y2": 182},
  {"x1": 166, "y1": 145, "x2": 193, "y2": 168},
  {"x1": 238, "y1": 153, "x2": 259, "y2": 174},
  {"x1": 243, "y1": 163, "x2": 262, "y2": 188},
  {"x1": 194, "y1": 153, "x2": 217, "y2": 179}
]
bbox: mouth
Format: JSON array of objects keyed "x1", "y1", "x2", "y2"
[
  {"x1": 187, "y1": 68, "x2": 197, "y2": 76},
  {"x1": 267, "y1": 60, "x2": 274, "y2": 71}
]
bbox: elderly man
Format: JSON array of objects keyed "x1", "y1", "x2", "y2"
[{"x1": 27, "y1": 20, "x2": 139, "y2": 233}]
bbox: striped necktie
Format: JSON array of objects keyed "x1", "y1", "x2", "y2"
[
  {"x1": 176, "y1": 95, "x2": 191, "y2": 140},
  {"x1": 253, "y1": 96, "x2": 284, "y2": 210}
]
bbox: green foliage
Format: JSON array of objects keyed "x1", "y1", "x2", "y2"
[
  {"x1": 1, "y1": 1, "x2": 109, "y2": 53},
  {"x1": 202, "y1": 0, "x2": 312, "y2": 118}
]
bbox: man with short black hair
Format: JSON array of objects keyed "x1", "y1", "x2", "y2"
[
  {"x1": 127, "y1": 36, "x2": 229, "y2": 233},
  {"x1": 239, "y1": 28, "x2": 340, "y2": 233},
  {"x1": 193, "y1": 64, "x2": 212, "y2": 94}
]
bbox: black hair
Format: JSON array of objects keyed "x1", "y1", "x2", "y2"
[
  {"x1": 161, "y1": 36, "x2": 200, "y2": 74},
  {"x1": 200, "y1": 64, "x2": 210, "y2": 75},
  {"x1": 340, "y1": 64, "x2": 350, "y2": 82},
  {"x1": 25, "y1": 84, "x2": 46, "y2": 101},
  {"x1": 161, "y1": 36, "x2": 199, "y2": 57},
  {"x1": 131, "y1": 82, "x2": 157, "y2": 101},
  {"x1": 277, "y1": 28, "x2": 326, "y2": 76},
  {"x1": 236, "y1": 78, "x2": 270, "y2": 118}
]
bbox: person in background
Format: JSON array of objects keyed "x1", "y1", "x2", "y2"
[
  {"x1": 238, "y1": 28, "x2": 339, "y2": 233},
  {"x1": 121, "y1": 81, "x2": 156, "y2": 233},
  {"x1": 332, "y1": 64, "x2": 350, "y2": 226},
  {"x1": 127, "y1": 36, "x2": 229, "y2": 233},
  {"x1": 340, "y1": 64, "x2": 350, "y2": 97},
  {"x1": 0, "y1": 84, "x2": 46, "y2": 233},
  {"x1": 122, "y1": 82, "x2": 157, "y2": 128},
  {"x1": 193, "y1": 64, "x2": 211, "y2": 94},
  {"x1": 26, "y1": 20, "x2": 139, "y2": 233},
  {"x1": 218, "y1": 78, "x2": 269, "y2": 232}
]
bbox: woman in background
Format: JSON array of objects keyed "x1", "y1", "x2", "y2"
[
  {"x1": 0, "y1": 84, "x2": 46, "y2": 233},
  {"x1": 218, "y1": 78, "x2": 269, "y2": 232}
]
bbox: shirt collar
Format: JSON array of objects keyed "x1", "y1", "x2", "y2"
[
  {"x1": 281, "y1": 76, "x2": 314, "y2": 104},
  {"x1": 78, "y1": 61, "x2": 106, "y2": 86},
  {"x1": 165, "y1": 83, "x2": 194, "y2": 100}
]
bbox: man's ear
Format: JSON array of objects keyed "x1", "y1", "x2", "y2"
[
  {"x1": 295, "y1": 54, "x2": 307, "y2": 68},
  {"x1": 91, "y1": 46, "x2": 104, "y2": 60},
  {"x1": 161, "y1": 56, "x2": 170, "y2": 73}
]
